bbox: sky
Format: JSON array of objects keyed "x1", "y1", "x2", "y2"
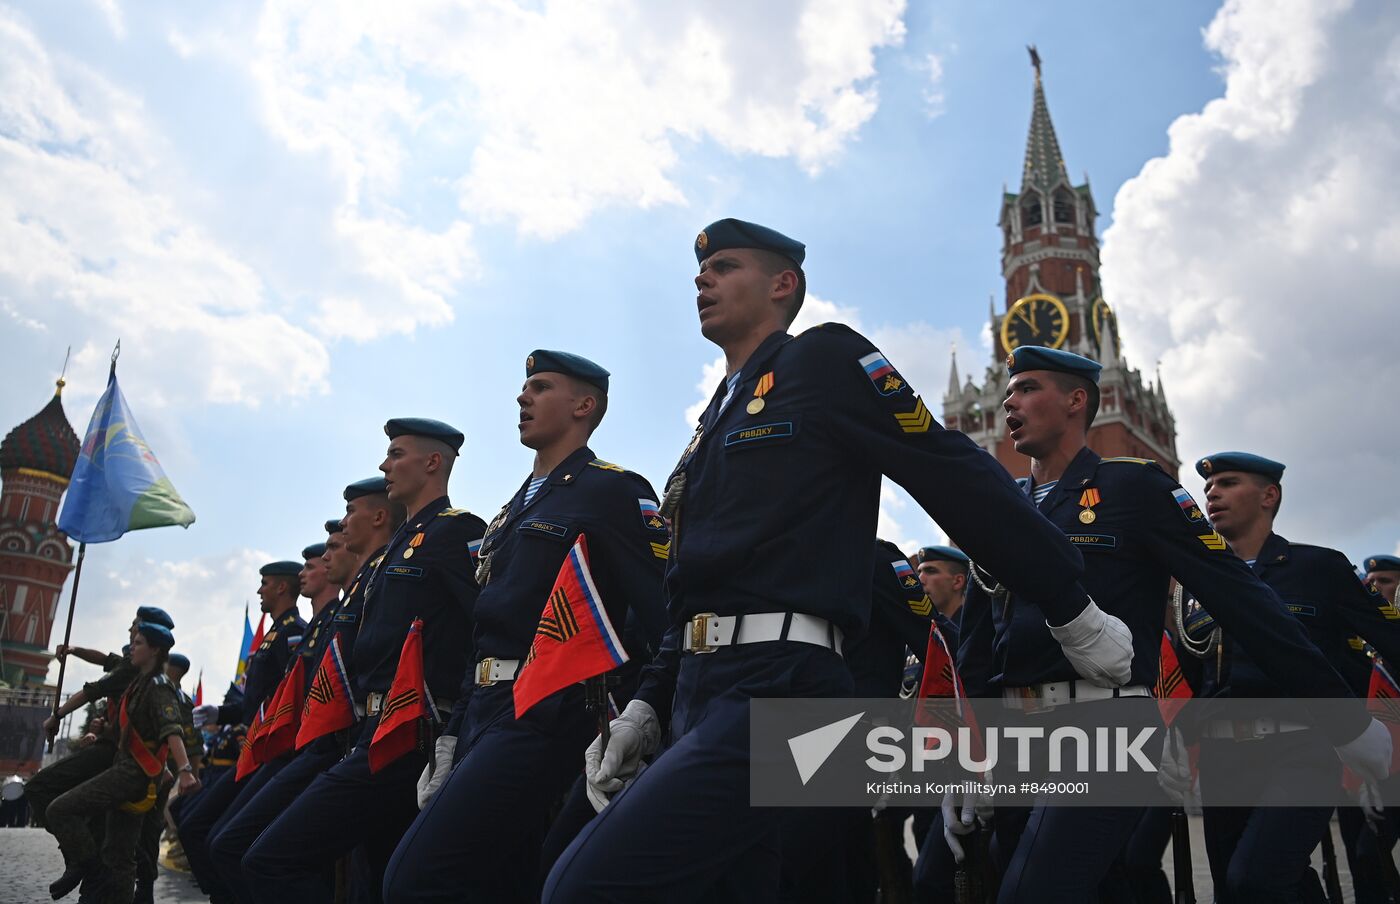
[{"x1": 2, "y1": 0, "x2": 1398, "y2": 700}]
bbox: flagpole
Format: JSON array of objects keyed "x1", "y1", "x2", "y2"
[{"x1": 48, "y1": 541, "x2": 87, "y2": 753}]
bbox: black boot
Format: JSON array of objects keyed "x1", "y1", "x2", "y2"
[
  {"x1": 131, "y1": 880, "x2": 154, "y2": 904},
  {"x1": 49, "y1": 859, "x2": 97, "y2": 900}
]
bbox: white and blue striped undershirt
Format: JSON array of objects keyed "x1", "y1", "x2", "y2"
[
  {"x1": 716, "y1": 370, "x2": 744, "y2": 417},
  {"x1": 1031, "y1": 479, "x2": 1058, "y2": 505},
  {"x1": 523, "y1": 475, "x2": 548, "y2": 506}
]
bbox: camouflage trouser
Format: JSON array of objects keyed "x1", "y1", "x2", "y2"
[
  {"x1": 135, "y1": 780, "x2": 173, "y2": 889},
  {"x1": 46, "y1": 760, "x2": 152, "y2": 904},
  {"x1": 25, "y1": 739, "x2": 117, "y2": 826}
]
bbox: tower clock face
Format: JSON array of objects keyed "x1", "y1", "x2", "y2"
[
  {"x1": 1091, "y1": 297, "x2": 1116, "y2": 347},
  {"x1": 1000, "y1": 293, "x2": 1070, "y2": 352}
]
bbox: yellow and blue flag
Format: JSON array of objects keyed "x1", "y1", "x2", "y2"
[
  {"x1": 57, "y1": 369, "x2": 195, "y2": 542},
  {"x1": 235, "y1": 607, "x2": 253, "y2": 689}
]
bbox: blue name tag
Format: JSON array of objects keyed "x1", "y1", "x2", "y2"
[
  {"x1": 386, "y1": 565, "x2": 423, "y2": 579},
  {"x1": 519, "y1": 519, "x2": 568, "y2": 538},
  {"x1": 724, "y1": 421, "x2": 795, "y2": 447},
  {"x1": 1066, "y1": 533, "x2": 1117, "y2": 550},
  {"x1": 1285, "y1": 603, "x2": 1318, "y2": 617},
  {"x1": 334, "y1": 613, "x2": 359, "y2": 623}
]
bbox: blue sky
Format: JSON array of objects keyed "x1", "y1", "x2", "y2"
[{"x1": 3, "y1": 0, "x2": 1397, "y2": 698}]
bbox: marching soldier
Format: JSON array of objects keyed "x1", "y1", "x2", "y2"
[
  {"x1": 950, "y1": 349, "x2": 1392, "y2": 903},
  {"x1": 132, "y1": 651, "x2": 198, "y2": 904},
  {"x1": 1180, "y1": 452, "x2": 1400, "y2": 902},
  {"x1": 1365, "y1": 555, "x2": 1400, "y2": 604},
  {"x1": 544, "y1": 220, "x2": 1138, "y2": 902},
  {"x1": 917, "y1": 545, "x2": 970, "y2": 632},
  {"x1": 181, "y1": 561, "x2": 306, "y2": 904},
  {"x1": 45, "y1": 621, "x2": 200, "y2": 903},
  {"x1": 243, "y1": 420, "x2": 485, "y2": 904},
  {"x1": 383, "y1": 351, "x2": 668, "y2": 902}
]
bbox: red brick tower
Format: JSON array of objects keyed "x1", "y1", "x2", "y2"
[
  {"x1": 942, "y1": 49, "x2": 1178, "y2": 478},
  {"x1": 0, "y1": 377, "x2": 80, "y2": 688}
]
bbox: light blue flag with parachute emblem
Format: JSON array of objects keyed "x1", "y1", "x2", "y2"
[{"x1": 57, "y1": 369, "x2": 195, "y2": 543}]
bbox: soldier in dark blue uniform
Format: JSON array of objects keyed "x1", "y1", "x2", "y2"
[
  {"x1": 244, "y1": 421, "x2": 485, "y2": 904},
  {"x1": 544, "y1": 220, "x2": 1141, "y2": 903},
  {"x1": 1176, "y1": 452, "x2": 1400, "y2": 902},
  {"x1": 221, "y1": 487, "x2": 401, "y2": 904},
  {"x1": 950, "y1": 349, "x2": 1391, "y2": 903},
  {"x1": 1365, "y1": 555, "x2": 1400, "y2": 605},
  {"x1": 383, "y1": 351, "x2": 667, "y2": 903},
  {"x1": 182, "y1": 561, "x2": 306, "y2": 904}
]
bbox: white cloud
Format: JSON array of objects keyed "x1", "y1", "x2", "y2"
[
  {"x1": 920, "y1": 53, "x2": 946, "y2": 119},
  {"x1": 250, "y1": 0, "x2": 907, "y2": 242},
  {"x1": 0, "y1": 9, "x2": 329, "y2": 409},
  {"x1": 1101, "y1": 0, "x2": 1400, "y2": 543},
  {"x1": 91, "y1": 0, "x2": 125, "y2": 40},
  {"x1": 47, "y1": 547, "x2": 271, "y2": 712}
]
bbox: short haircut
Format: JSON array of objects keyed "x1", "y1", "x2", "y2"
[
  {"x1": 754, "y1": 249, "x2": 806, "y2": 326},
  {"x1": 1249, "y1": 473, "x2": 1284, "y2": 516},
  {"x1": 361, "y1": 491, "x2": 408, "y2": 531},
  {"x1": 412, "y1": 435, "x2": 457, "y2": 478},
  {"x1": 1045, "y1": 371, "x2": 1100, "y2": 428},
  {"x1": 269, "y1": 574, "x2": 298, "y2": 597},
  {"x1": 569, "y1": 376, "x2": 609, "y2": 434}
]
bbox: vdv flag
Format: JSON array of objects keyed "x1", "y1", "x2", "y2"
[
  {"x1": 514, "y1": 534, "x2": 628, "y2": 719},
  {"x1": 57, "y1": 369, "x2": 195, "y2": 543},
  {"x1": 297, "y1": 634, "x2": 357, "y2": 750},
  {"x1": 234, "y1": 608, "x2": 254, "y2": 689}
]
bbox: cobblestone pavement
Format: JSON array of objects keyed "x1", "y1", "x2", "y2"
[{"x1": 0, "y1": 828, "x2": 207, "y2": 904}]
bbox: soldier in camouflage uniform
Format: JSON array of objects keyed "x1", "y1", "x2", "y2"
[
  {"x1": 132, "y1": 652, "x2": 199, "y2": 904},
  {"x1": 46, "y1": 622, "x2": 201, "y2": 904}
]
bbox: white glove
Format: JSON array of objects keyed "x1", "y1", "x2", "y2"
[
  {"x1": 585, "y1": 762, "x2": 647, "y2": 814},
  {"x1": 585, "y1": 700, "x2": 659, "y2": 806},
  {"x1": 1157, "y1": 725, "x2": 1192, "y2": 804},
  {"x1": 416, "y1": 735, "x2": 457, "y2": 810},
  {"x1": 1336, "y1": 718, "x2": 1393, "y2": 786},
  {"x1": 1359, "y1": 781, "x2": 1385, "y2": 825},
  {"x1": 1046, "y1": 598, "x2": 1133, "y2": 688},
  {"x1": 192, "y1": 704, "x2": 219, "y2": 728},
  {"x1": 942, "y1": 788, "x2": 985, "y2": 864}
]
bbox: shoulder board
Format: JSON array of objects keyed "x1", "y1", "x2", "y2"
[
  {"x1": 437, "y1": 507, "x2": 472, "y2": 517},
  {"x1": 807, "y1": 322, "x2": 857, "y2": 337},
  {"x1": 152, "y1": 673, "x2": 171, "y2": 688},
  {"x1": 588, "y1": 459, "x2": 626, "y2": 473},
  {"x1": 1098, "y1": 456, "x2": 1157, "y2": 466}
]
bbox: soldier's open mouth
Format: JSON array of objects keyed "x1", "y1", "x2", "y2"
[{"x1": 1005, "y1": 415, "x2": 1024, "y2": 433}]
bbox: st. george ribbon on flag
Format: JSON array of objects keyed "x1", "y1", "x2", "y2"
[{"x1": 48, "y1": 344, "x2": 195, "y2": 747}]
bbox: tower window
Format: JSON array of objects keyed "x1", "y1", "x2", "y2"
[
  {"x1": 1053, "y1": 188, "x2": 1075, "y2": 224},
  {"x1": 1021, "y1": 193, "x2": 1043, "y2": 228}
]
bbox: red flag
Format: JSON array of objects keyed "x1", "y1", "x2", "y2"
[
  {"x1": 253, "y1": 656, "x2": 305, "y2": 763},
  {"x1": 1345, "y1": 659, "x2": 1400, "y2": 793},
  {"x1": 514, "y1": 534, "x2": 629, "y2": 719},
  {"x1": 1155, "y1": 632, "x2": 1193, "y2": 727},
  {"x1": 193, "y1": 670, "x2": 203, "y2": 707},
  {"x1": 234, "y1": 703, "x2": 267, "y2": 782},
  {"x1": 914, "y1": 623, "x2": 985, "y2": 765},
  {"x1": 368, "y1": 619, "x2": 430, "y2": 774},
  {"x1": 297, "y1": 634, "x2": 357, "y2": 750},
  {"x1": 250, "y1": 614, "x2": 266, "y2": 656}
]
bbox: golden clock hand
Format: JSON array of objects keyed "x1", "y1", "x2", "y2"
[{"x1": 1029, "y1": 304, "x2": 1039, "y2": 334}]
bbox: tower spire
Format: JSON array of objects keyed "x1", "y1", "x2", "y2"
[
  {"x1": 947, "y1": 347, "x2": 961, "y2": 399},
  {"x1": 1021, "y1": 47, "x2": 1071, "y2": 193}
]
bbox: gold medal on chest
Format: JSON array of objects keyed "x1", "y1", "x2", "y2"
[
  {"x1": 1079, "y1": 509, "x2": 1096, "y2": 524},
  {"x1": 746, "y1": 398, "x2": 765, "y2": 415},
  {"x1": 402, "y1": 547, "x2": 414, "y2": 559}
]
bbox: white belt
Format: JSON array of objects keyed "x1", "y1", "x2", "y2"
[
  {"x1": 681, "y1": 612, "x2": 843, "y2": 655},
  {"x1": 1002, "y1": 681, "x2": 1152, "y2": 712},
  {"x1": 475, "y1": 657, "x2": 521, "y2": 686},
  {"x1": 1199, "y1": 718, "x2": 1310, "y2": 742}
]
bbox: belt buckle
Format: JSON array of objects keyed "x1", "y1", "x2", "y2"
[
  {"x1": 1016, "y1": 686, "x2": 1049, "y2": 715},
  {"x1": 1231, "y1": 718, "x2": 1258, "y2": 742},
  {"x1": 367, "y1": 692, "x2": 384, "y2": 716},
  {"x1": 478, "y1": 658, "x2": 497, "y2": 686},
  {"x1": 690, "y1": 613, "x2": 717, "y2": 654}
]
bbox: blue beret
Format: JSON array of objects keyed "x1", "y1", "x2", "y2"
[
  {"x1": 384, "y1": 418, "x2": 464, "y2": 453},
  {"x1": 1365, "y1": 555, "x2": 1400, "y2": 573},
  {"x1": 1195, "y1": 452, "x2": 1285, "y2": 483},
  {"x1": 917, "y1": 545, "x2": 970, "y2": 566},
  {"x1": 324, "y1": 518, "x2": 344, "y2": 534},
  {"x1": 168, "y1": 653, "x2": 190, "y2": 670},
  {"x1": 525, "y1": 350, "x2": 610, "y2": 394},
  {"x1": 260, "y1": 560, "x2": 303, "y2": 577},
  {"x1": 135, "y1": 606, "x2": 174, "y2": 629},
  {"x1": 344, "y1": 476, "x2": 389, "y2": 501},
  {"x1": 302, "y1": 542, "x2": 327, "y2": 559},
  {"x1": 135, "y1": 622, "x2": 174, "y2": 651},
  {"x1": 695, "y1": 218, "x2": 805, "y2": 267},
  {"x1": 1005, "y1": 346, "x2": 1102, "y2": 384}
]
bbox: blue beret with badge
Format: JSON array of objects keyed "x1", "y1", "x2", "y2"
[
  {"x1": 917, "y1": 545, "x2": 970, "y2": 566},
  {"x1": 1365, "y1": 554, "x2": 1400, "y2": 573},
  {"x1": 695, "y1": 218, "x2": 805, "y2": 267},
  {"x1": 260, "y1": 560, "x2": 303, "y2": 577},
  {"x1": 1005, "y1": 346, "x2": 1102, "y2": 384},
  {"x1": 135, "y1": 621, "x2": 175, "y2": 650},
  {"x1": 344, "y1": 476, "x2": 389, "y2": 501},
  {"x1": 525, "y1": 350, "x2": 610, "y2": 394},
  {"x1": 136, "y1": 606, "x2": 174, "y2": 629},
  {"x1": 384, "y1": 418, "x2": 464, "y2": 453},
  {"x1": 168, "y1": 652, "x2": 190, "y2": 670},
  {"x1": 302, "y1": 542, "x2": 327, "y2": 559},
  {"x1": 324, "y1": 518, "x2": 344, "y2": 534},
  {"x1": 1195, "y1": 452, "x2": 1285, "y2": 483}
]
